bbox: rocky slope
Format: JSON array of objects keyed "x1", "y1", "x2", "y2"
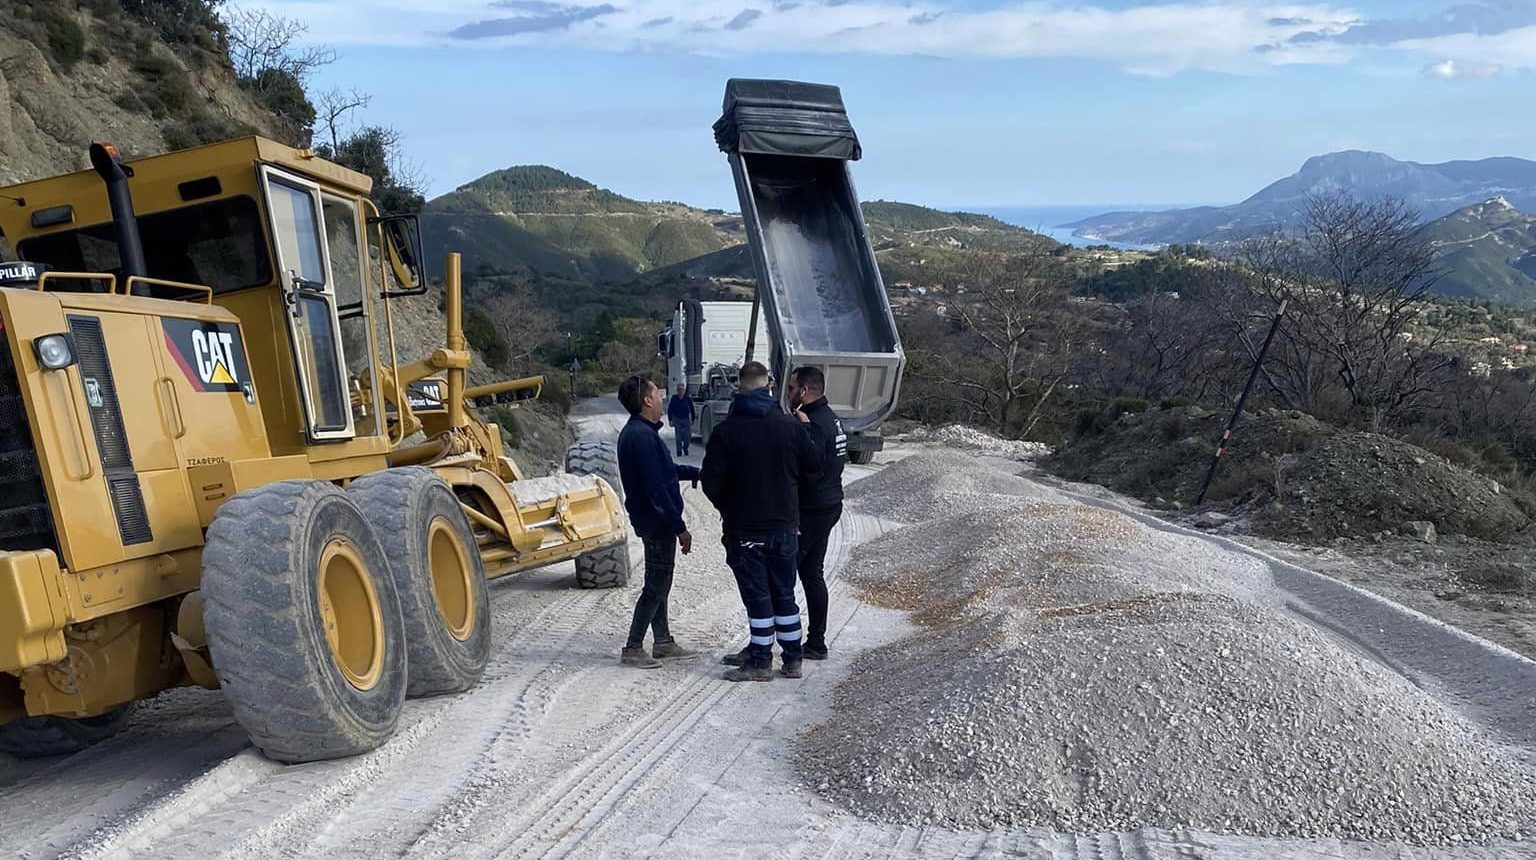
[{"x1": 0, "y1": 1, "x2": 295, "y2": 186}]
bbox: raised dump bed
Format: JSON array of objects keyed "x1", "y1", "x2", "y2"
[{"x1": 714, "y1": 79, "x2": 904, "y2": 461}]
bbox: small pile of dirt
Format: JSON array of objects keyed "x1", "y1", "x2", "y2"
[
  {"x1": 896, "y1": 425, "x2": 1051, "y2": 460},
  {"x1": 1254, "y1": 432, "x2": 1529, "y2": 543},
  {"x1": 844, "y1": 451, "x2": 1065, "y2": 522},
  {"x1": 1044, "y1": 406, "x2": 1533, "y2": 543},
  {"x1": 798, "y1": 496, "x2": 1536, "y2": 843}
]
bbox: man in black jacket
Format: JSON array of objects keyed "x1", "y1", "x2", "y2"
[
  {"x1": 701, "y1": 361, "x2": 821, "y2": 681},
  {"x1": 786, "y1": 365, "x2": 846, "y2": 660},
  {"x1": 616, "y1": 374, "x2": 701, "y2": 669}
]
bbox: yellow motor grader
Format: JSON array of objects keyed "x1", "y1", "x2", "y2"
[{"x1": 0, "y1": 137, "x2": 630, "y2": 763}]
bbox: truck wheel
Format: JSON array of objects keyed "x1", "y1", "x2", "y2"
[
  {"x1": 201, "y1": 480, "x2": 406, "y2": 764},
  {"x1": 848, "y1": 449, "x2": 875, "y2": 465},
  {"x1": 566, "y1": 440, "x2": 623, "y2": 503},
  {"x1": 0, "y1": 706, "x2": 133, "y2": 758},
  {"x1": 573, "y1": 543, "x2": 631, "y2": 589},
  {"x1": 348, "y1": 468, "x2": 490, "y2": 697}
]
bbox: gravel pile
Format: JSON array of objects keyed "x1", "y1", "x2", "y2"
[
  {"x1": 800, "y1": 489, "x2": 1536, "y2": 844},
  {"x1": 510, "y1": 473, "x2": 604, "y2": 506},
  {"x1": 897, "y1": 425, "x2": 1051, "y2": 460},
  {"x1": 845, "y1": 450, "x2": 1066, "y2": 522}
]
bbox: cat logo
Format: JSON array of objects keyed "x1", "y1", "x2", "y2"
[
  {"x1": 164, "y1": 318, "x2": 250, "y2": 394},
  {"x1": 193, "y1": 329, "x2": 239, "y2": 385}
]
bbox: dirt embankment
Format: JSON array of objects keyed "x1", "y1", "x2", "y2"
[{"x1": 1044, "y1": 406, "x2": 1533, "y2": 544}]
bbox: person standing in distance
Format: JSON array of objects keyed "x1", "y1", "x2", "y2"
[
  {"x1": 701, "y1": 361, "x2": 821, "y2": 681},
  {"x1": 616, "y1": 374, "x2": 701, "y2": 669},
  {"x1": 786, "y1": 366, "x2": 845, "y2": 660},
  {"x1": 667, "y1": 383, "x2": 694, "y2": 458}
]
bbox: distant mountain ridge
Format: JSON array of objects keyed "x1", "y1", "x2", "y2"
[
  {"x1": 422, "y1": 166, "x2": 744, "y2": 282},
  {"x1": 1422, "y1": 196, "x2": 1536, "y2": 307},
  {"x1": 425, "y1": 166, "x2": 1054, "y2": 282},
  {"x1": 1071, "y1": 151, "x2": 1536, "y2": 246}
]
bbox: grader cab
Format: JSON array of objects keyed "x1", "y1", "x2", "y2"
[{"x1": 0, "y1": 137, "x2": 630, "y2": 763}]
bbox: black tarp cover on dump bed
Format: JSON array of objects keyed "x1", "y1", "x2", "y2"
[{"x1": 713, "y1": 78, "x2": 862, "y2": 161}]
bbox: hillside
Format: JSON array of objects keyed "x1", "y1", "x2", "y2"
[
  {"x1": 0, "y1": 1, "x2": 301, "y2": 185},
  {"x1": 1070, "y1": 151, "x2": 1536, "y2": 246},
  {"x1": 424, "y1": 164, "x2": 1058, "y2": 286},
  {"x1": 1423, "y1": 197, "x2": 1536, "y2": 307},
  {"x1": 421, "y1": 166, "x2": 744, "y2": 282}
]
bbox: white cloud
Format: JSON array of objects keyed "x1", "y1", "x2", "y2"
[
  {"x1": 1398, "y1": 24, "x2": 1536, "y2": 73},
  {"x1": 1421, "y1": 57, "x2": 1505, "y2": 79},
  {"x1": 245, "y1": 0, "x2": 1364, "y2": 75}
]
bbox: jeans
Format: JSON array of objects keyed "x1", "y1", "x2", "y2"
[
  {"x1": 625, "y1": 533, "x2": 676, "y2": 649},
  {"x1": 797, "y1": 506, "x2": 841, "y2": 648},
  {"x1": 725, "y1": 531, "x2": 802, "y2": 666},
  {"x1": 674, "y1": 423, "x2": 691, "y2": 457}
]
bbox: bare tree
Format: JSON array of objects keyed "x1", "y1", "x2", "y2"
[
  {"x1": 1240, "y1": 193, "x2": 1454, "y2": 429},
  {"x1": 315, "y1": 87, "x2": 372, "y2": 151},
  {"x1": 222, "y1": 6, "x2": 336, "y2": 83},
  {"x1": 945, "y1": 250, "x2": 1080, "y2": 435},
  {"x1": 469, "y1": 279, "x2": 560, "y2": 375}
]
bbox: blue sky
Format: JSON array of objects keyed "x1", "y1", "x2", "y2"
[{"x1": 257, "y1": 0, "x2": 1536, "y2": 210}]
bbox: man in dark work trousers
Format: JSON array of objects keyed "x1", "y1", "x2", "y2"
[
  {"x1": 615, "y1": 374, "x2": 701, "y2": 669},
  {"x1": 784, "y1": 365, "x2": 845, "y2": 660},
  {"x1": 701, "y1": 361, "x2": 821, "y2": 681}
]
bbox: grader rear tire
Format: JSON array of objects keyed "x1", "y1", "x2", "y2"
[
  {"x1": 201, "y1": 480, "x2": 406, "y2": 764},
  {"x1": 565, "y1": 440, "x2": 633, "y2": 589},
  {"x1": 848, "y1": 449, "x2": 875, "y2": 465},
  {"x1": 0, "y1": 706, "x2": 133, "y2": 758},
  {"x1": 349, "y1": 467, "x2": 490, "y2": 697}
]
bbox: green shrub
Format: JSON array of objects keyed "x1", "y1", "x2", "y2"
[
  {"x1": 462, "y1": 307, "x2": 510, "y2": 370},
  {"x1": 163, "y1": 112, "x2": 247, "y2": 150},
  {"x1": 1110, "y1": 397, "x2": 1149, "y2": 415},
  {"x1": 1159, "y1": 396, "x2": 1194, "y2": 409},
  {"x1": 40, "y1": 9, "x2": 87, "y2": 70},
  {"x1": 489, "y1": 406, "x2": 523, "y2": 448},
  {"x1": 1074, "y1": 409, "x2": 1109, "y2": 438}
]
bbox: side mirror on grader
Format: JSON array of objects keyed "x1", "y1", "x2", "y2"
[{"x1": 0, "y1": 137, "x2": 631, "y2": 763}]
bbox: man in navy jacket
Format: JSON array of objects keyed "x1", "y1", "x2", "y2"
[
  {"x1": 667, "y1": 384, "x2": 694, "y2": 457},
  {"x1": 616, "y1": 374, "x2": 702, "y2": 669}
]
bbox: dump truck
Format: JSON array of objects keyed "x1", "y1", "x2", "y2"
[
  {"x1": 713, "y1": 78, "x2": 905, "y2": 464},
  {"x1": 0, "y1": 137, "x2": 630, "y2": 764},
  {"x1": 657, "y1": 298, "x2": 769, "y2": 441}
]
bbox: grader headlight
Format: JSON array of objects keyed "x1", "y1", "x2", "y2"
[{"x1": 32, "y1": 333, "x2": 77, "y2": 370}]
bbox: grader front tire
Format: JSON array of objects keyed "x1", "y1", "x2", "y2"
[
  {"x1": 0, "y1": 706, "x2": 133, "y2": 758},
  {"x1": 565, "y1": 440, "x2": 623, "y2": 502},
  {"x1": 565, "y1": 440, "x2": 633, "y2": 588},
  {"x1": 201, "y1": 480, "x2": 406, "y2": 764},
  {"x1": 574, "y1": 544, "x2": 631, "y2": 589},
  {"x1": 349, "y1": 467, "x2": 491, "y2": 697}
]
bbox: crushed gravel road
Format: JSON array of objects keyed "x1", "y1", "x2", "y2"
[{"x1": 5, "y1": 412, "x2": 1536, "y2": 859}]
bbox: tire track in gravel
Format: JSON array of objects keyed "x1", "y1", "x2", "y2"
[
  {"x1": 473, "y1": 510, "x2": 890, "y2": 860},
  {"x1": 52, "y1": 567, "x2": 608, "y2": 860}
]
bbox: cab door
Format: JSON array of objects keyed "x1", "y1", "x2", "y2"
[{"x1": 259, "y1": 166, "x2": 355, "y2": 441}]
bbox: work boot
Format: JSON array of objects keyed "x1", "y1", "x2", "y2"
[
  {"x1": 803, "y1": 640, "x2": 829, "y2": 661},
  {"x1": 780, "y1": 658, "x2": 803, "y2": 679},
  {"x1": 652, "y1": 641, "x2": 700, "y2": 661},
  {"x1": 723, "y1": 663, "x2": 774, "y2": 682},
  {"x1": 721, "y1": 646, "x2": 751, "y2": 667},
  {"x1": 620, "y1": 646, "x2": 662, "y2": 669}
]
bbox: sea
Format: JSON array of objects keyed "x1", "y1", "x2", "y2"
[{"x1": 965, "y1": 204, "x2": 1203, "y2": 251}]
